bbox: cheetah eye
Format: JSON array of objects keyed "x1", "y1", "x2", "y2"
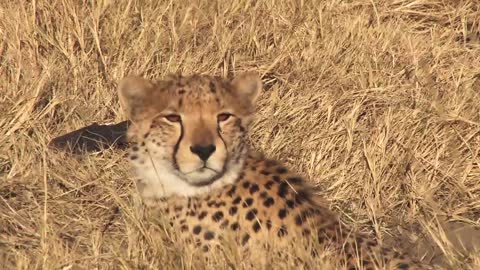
[
  {"x1": 165, "y1": 114, "x2": 181, "y2": 123},
  {"x1": 217, "y1": 113, "x2": 232, "y2": 122}
]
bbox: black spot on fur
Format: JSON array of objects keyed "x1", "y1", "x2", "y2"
[
  {"x1": 278, "y1": 208, "x2": 288, "y2": 219},
  {"x1": 229, "y1": 206, "x2": 238, "y2": 216},
  {"x1": 263, "y1": 197, "x2": 274, "y2": 207},
  {"x1": 397, "y1": 263, "x2": 409, "y2": 270},
  {"x1": 295, "y1": 214, "x2": 304, "y2": 226},
  {"x1": 207, "y1": 201, "x2": 216, "y2": 207},
  {"x1": 252, "y1": 220, "x2": 261, "y2": 232},
  {"x1": 179, "y1": 89, "x2": 186, "y2": 94},
  {"x1": 298, "y1": 208, "x2": 320, "y2": 223},
  {"x1": 132, "y1": 146, "x2": 139, "y2": 152},
  {"x1": 278, "y1": 225, "x2": 288, "y2": 237},
  {"x1": 193, "y1": 225, "x2": 202, "y2": 235},
  {"x1": 212, "y1": 211, "x2": 224, "y2": 222},
  {"x1": 278, "y1": 182, "x2": 289, "y2": 197},
  {"x1": 241, "y1": 234, "x2": 250, "y2": 245},
  {"x1": 226, "y1": 186, "x2": 237, "y2": 197},
  {"x1": 180, "y1": 224, "x2": 188, "y2": 232},
  {"x1": 260, "y1": 191, "x2": 268, "y2": 198},
  {"x1": 287, "y1": 177, "x2": 303, "y2": 184},
  {"x1": 130, "y1": 155, "x2": 138, "y2": 160},
  {"x1": 204, "y1": 231, "x2": 215, "y2": 240},
  {"x1": 198, "y1": 211, "x2": 208, "y2": 220},
  {"x1": 249, "y1": 184, "x2": 259, "y2": 194},
  {"x1": 246, "y1": 209, "x2": 258, "y2": 220},
  {"x1": 266, "y1": 220, "x2": 272, "y2": 230},
  {"x1": 294, "y1": 190, "x2": 310, "y2": 205},
  {"x1": 244, "y1": 198, "x2": 254, "y2": 207},
  {"x1": 220, "y1": 220, "x2": 229, "y2": 229},
  {"x1": 231, "y1": 222, "x2": 240, "y2": 231},
  {"x1": 286, "y1": 200, "x2": 295, "y2": 208},
  {"x1": 302, "y1": 228, "x2": 311, "y2": 236},
  {"x1": 215, "y1": 201, "x2": 226, "y2": 207},
  {"x1": 272, "y1": 175, "x2": 281, "y2": 182},
  {"x1": 260, "y1": 170, "x2": 271, "y2": 176},
  {"x1": 174, "y1": 205, "x2": 183, "y2": 212},
  {"x1": 276, "y1": 167, "x2": 287, "y2": 174},
  {"x1": 233, "y1": 197, "x2": 241, "y2": 204},
  {"x1": 242, "y1": 181, "x2": 250, "y2": 189},
  {"x1": 202, "y1": 245, "x2": 209, "y2": 252},
  {"x1": 264, "y1": 181, "x2": 274, "y2": 189},
  {"x1": 264, "y1": 160, "x2": 278, "y2": 167}
]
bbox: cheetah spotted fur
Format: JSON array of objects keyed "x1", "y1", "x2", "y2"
[{"x1": 119, "y1": 73, "x2": 431, "y2": 270}]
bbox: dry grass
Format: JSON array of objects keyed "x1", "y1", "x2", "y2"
[{"x1": 1, "y1": 0, "x2": 480, "y2": 269}]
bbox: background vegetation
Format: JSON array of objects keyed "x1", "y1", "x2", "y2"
[{"x1": 1, "y1": 0, "x2": 479, "y2": 269}]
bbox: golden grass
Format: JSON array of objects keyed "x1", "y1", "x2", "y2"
[{"x1": 1, "y1": 0, "x2": 480, "y2": 269}]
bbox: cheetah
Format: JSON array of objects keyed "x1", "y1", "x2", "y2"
[{"x1": 119, "y1": 72, "x2": 430, "y2": 270}]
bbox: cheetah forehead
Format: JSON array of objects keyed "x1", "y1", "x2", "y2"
[
  {"x1": 162, "y1": 75, "x2": 234, "y2": 112},
  {"x1": 119, "y1": 72, "x2": 262, "y2": 124},
  {"x1": 157, "y1": 74, "x2": 252, "y2": 115}
]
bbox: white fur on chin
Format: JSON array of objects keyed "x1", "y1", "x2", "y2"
[{"x1": 134, "y1": 155, "x2": 244, "y2": 203}]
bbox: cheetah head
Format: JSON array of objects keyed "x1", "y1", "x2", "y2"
[{"x1": 119, "y1": 73, "x2": 261, "y2": 198}]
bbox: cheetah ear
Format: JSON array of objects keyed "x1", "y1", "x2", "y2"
[
  {"x1": 118, "y1": 76, "x2": 157, "y2": 122},
  {"x1": 231, "y1": 72, "x2": 262, "y2": 104}
]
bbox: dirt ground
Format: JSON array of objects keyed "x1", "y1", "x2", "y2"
[{"x1": 1, "y1": 0, "x2": 479, "y2": 269}]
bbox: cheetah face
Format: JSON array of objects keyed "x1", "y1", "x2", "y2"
[{"x1": 119, "y1": 73, "x2": 261, "y2": 197}]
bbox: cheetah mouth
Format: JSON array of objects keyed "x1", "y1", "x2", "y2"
[
  {"x1": 182, "y1": 166, "x2": 225, "y2": 187},
  {"x1": 185, "y1": 166, "x2": 219, "y2": 175}
]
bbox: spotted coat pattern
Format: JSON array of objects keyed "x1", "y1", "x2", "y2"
[
  {"x1": 120, "y1": 73, "x2": 431, "y2": 270},
  {"x1": 144, "y1": 153, "x2": 427, "y2": 270}
]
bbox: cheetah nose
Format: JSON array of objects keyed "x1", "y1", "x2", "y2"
[{"x1": 190, "y1": 144, "x2": 216, "y2": 161}]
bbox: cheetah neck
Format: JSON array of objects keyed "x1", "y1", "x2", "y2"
[{"x1": 133, "y1": 147, "x2": 248, "y2": 201}]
